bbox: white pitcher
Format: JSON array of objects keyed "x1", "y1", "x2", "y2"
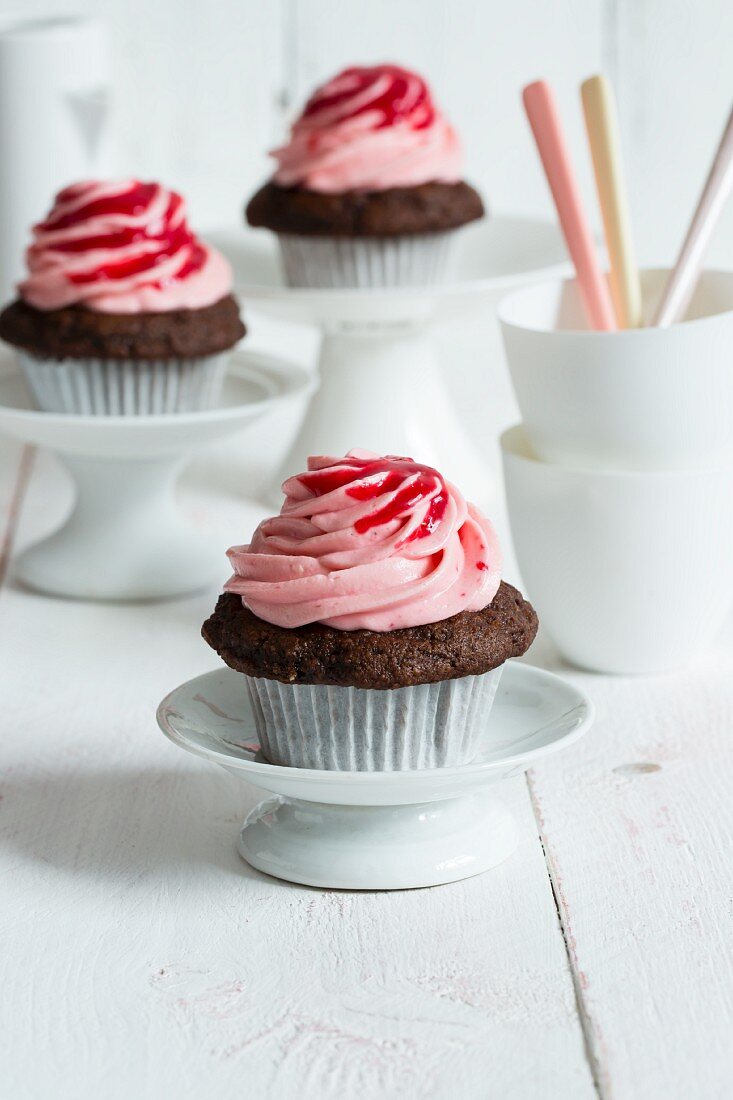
[{"x1": 0, "y1": 16, "x2": 111, "y2": 303}]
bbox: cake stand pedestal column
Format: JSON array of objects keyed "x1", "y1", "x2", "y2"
[
  {"x1": 218, "y1": 215, "x2": 570, "y2": 506},
  {"x1": 237, "y1": 792, "x2": 519, "y2": 890},
  {"x1": 275, "y1": 323, "x2": 488, "y2": 503},
  {"x1": 15, "y1": 454, "x2": 215, "y2": 600}
]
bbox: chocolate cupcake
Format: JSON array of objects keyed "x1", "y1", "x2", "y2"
[
  {"x1": 203, "y1": 450, "x2": 537, "y2": 771},
  {"x1": 0, "y1": 180, "x2": 245, "y2": 415},
  {"x1": 246, "y1": 65, "x2": 484, "y2": 288}
]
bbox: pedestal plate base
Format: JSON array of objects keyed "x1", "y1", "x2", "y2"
[
  {"x1": 157, "y1": 663, "x2": 594, "y2": 892},
  {"x1": 238, "y1": 793, "x2": 518, "y2": 890},
  {"x1": 15, "y1": 455, "x2": 217, "y2": 600},
  {"x1": 0, "y1": 353, "x2": 313, "y2": 600}
]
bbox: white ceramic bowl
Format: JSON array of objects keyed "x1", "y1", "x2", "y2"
[
  {"x1": 499, "y1": 269, "x2": 733, "y2": 471},
  {"x1": 501, "y1": 425, "x2": 733, "y2": 674}
]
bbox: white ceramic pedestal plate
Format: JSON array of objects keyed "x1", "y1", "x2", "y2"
[
  {"x1": 0, "y1": 352, "x2": 312, "y2": 600},
  {"x1": 210, "y1": 216, "x2": 568, "y2": 504},
  {"x1": 157, "y1": 662, "x2": 593, "y2": 890}
]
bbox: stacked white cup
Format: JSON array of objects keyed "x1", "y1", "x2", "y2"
[{"x1": 499, "y1": 269, "x2": 733, "y2": 674}]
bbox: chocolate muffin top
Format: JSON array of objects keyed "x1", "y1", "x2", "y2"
[
  {"x1": 203, "y1": 583, "x2": 538, "y2": 690},
  {"x1": 246, "y1": 181, "x2": 484, "y2": 238},
  {"x1": 0, "y1": 295, "x2": 245, "y2": 361}
]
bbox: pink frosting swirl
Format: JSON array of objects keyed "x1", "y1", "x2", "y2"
[
  {"x1": 271, "y1": 64, "x2": 462, "y2": 193},
  {"x1": 225, "y1": 450, "x2": 502, "y2": 631},
  {"x1": 19, "y1": 179, "x2": 233, "y2": 313}
]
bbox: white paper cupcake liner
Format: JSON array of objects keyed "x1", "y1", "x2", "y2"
[
  {"x1": 245, "y1": 667, "x2": 504, "y2": 771},
  {"x1": 277, "y1": 232, "x2": 454, "y2": 289},
  {"x1": 16, "y1": 350, "x2": 231, "y2": 415}
]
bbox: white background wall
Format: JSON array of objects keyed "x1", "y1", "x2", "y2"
[{"x1": 3, "y1": 0, "x2": 733, "y2": 266}]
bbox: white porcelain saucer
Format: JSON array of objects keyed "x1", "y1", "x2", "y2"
[{"x1": 157, "y1": 662, "x2": 593, "y2": 890}]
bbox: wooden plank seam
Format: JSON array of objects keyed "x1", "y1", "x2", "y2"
[{"x1": 527, "y1": 769, "x2": 608, "y2": 1100}]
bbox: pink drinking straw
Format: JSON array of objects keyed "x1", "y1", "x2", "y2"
[{"x1": 523, "y1": 80, "x2": 616, "y2": 331}]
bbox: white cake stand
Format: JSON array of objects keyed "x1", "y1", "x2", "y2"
[
  {"x1": 209, "y1": 216, "x2": 569, "y2": 504},
  {"x1": 0, "y1": 353, "x2": 313, "y2": 600},
  {"x1": 157, "y1": 662, "x2": 593, "y2": 890}
]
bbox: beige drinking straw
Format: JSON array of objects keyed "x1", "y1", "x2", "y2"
[
  {"x1": 653, "y1": 104, "x2": 733, "y2": 327},
  {"x1": 581, "y1": 74, "x2": 642, "y2": 329}
]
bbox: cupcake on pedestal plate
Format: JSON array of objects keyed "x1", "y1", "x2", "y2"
[
  {"x1": 0, "y1": 179, "x2": 245, "y2": 415},
  {"x1": 203, "y1": 450, "x2": 537, "y2": 770},
  {"x1": 246, "y1": 64, "x2": 484, "y2": 288}
]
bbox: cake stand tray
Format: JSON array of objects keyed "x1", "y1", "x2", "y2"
[
  {"x1": 0, "y1": 352, "x2": 313, "y2": 600},
  {"x1": 210, "y1": 216, "x2": 569, "y2": 504},
  {"x1": 157, "y1": 662, "x2": 593, "y2": 891}
]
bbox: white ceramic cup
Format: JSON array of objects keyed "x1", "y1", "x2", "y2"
[
  {"x1": 501, "y1": 425, "x2": 733, "y2": 675},
  {"x1": 499, "y1": 269, "x2": 733, "y2": 471}
]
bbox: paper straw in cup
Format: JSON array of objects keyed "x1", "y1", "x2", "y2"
[
  {"x1": 581, "y1": 74, "x2": 642, "y2": 329},
  {"x1": 523, "y1": 79, "x2": 616, "y2": 332},
  {"x1": 653, "y1": 104, "x2": 733, "y2": 327}
]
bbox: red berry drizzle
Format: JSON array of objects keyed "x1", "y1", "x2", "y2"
[
  {"x1": 301, "y1": 65, "x2": 435, "y2": 131},
  {"x1": 300, "y1": 456, "x2": 448, "y2": 541},
  {"x1": 40, "y1": 182, "x2": 159, "y2": 232},
  {"x1": 37, "y1": 182, "x2": 206, "y2": 287}
]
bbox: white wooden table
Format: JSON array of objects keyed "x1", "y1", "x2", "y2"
[{"x1": 1, "y1": 315, "x2": 732, "y2": 1100}]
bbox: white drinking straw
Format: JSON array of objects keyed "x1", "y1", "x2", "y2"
[{"x1": 653, "y1": 104, "x2": 733, "y2": 327}]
